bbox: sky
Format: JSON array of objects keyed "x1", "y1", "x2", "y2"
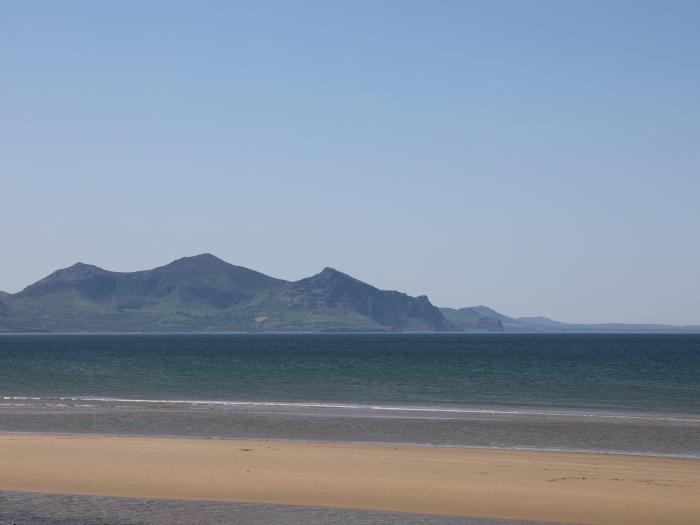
[{"x1": 2, "y1": 1, "x2": 699, "y2": 324}]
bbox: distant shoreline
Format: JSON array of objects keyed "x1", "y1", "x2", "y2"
[{"x1": 3, "y1": 254, "x2": 697, "y2": 333}]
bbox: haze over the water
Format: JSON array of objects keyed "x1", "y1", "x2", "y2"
[{"x1": 2, "y1": 1, "x2": 699, "y2": 325}]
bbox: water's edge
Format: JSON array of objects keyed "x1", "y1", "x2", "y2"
[
  {"x1": 0, "y1": 490, "x2": 570, "y2": 525},
  {"x1": 2, "y1": 334, "x2": 699, "y2": 458}
]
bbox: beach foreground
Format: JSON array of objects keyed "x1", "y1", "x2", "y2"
[{"x1": 0, "y1": 435, "x2": 698, "y2": 525}]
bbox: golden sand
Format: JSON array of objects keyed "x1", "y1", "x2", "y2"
[{"x1": 1, "y1": 434, "x2": 698, "y2": 524}]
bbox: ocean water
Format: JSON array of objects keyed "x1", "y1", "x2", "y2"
[{"x1": 0, "y1": 333, "x2": 699, "y2": 457}]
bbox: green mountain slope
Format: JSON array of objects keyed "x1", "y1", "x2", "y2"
[
  {"x1": 0, "y1": 255, "x2": 450, "y2": 332},
  {"x1": 269, "y1": 268, "x2": 449, "y2": 331},
  {"x1": 18, "y1": 254, "x2": 285, "y2": 310},
  {"x1": 440, "y1": 307, "x2": 504, "y2": 332},
  {"x1": 6, "y1": 256, "x2": 693, "y2": 333},
  {"x1": 0, "y1": 298, "x2": 10, "y2": 317}
]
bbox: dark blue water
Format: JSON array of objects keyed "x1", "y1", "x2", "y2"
[
  {"x1": 1, "y1": 333, "x2": 699, "y2": 456},
  {"x1": 2, "y1": 333, "x2": 699, "y2": 411}
]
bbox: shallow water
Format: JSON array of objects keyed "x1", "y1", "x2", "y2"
[{"x1": 0, "y1": 491, "x2": 570, "y2": 525}]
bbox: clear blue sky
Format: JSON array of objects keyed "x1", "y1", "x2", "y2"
[{"x1": 2, "y1": 1, "x2": 699, "y2": 324}]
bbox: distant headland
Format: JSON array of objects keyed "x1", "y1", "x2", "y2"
[{"x1": 1, "y1": 254, "x2": 698, "y2": 333}]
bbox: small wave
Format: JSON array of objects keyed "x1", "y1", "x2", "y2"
[
  {"x1": 0, "y1": 402, "x2": 70, "y2": 408},
  {"x1": 2, "y1": 395, "x2": 699, "y2": 423}
]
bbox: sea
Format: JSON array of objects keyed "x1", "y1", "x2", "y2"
[{"x1": 1, "y1": 333, "x2": 698, "y2": 524}]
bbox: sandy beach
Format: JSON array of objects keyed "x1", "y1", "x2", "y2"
[{"x1": 0, "y1": 434, "x2": 698, "y2": 524}]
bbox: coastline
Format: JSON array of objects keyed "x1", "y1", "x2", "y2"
[
  {"x1": 3, "y1": 393, "x2": 699, "y2": 458},
  {"x1": 1, "y1": 434, "x2": 698, "y2": 525},
  {"x1": 1, "y1": 429, "x2": 699, "y2": 460}
]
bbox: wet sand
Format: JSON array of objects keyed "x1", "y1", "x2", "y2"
[
  {"x1": 0, "y1": 490, "x2": 566, "y2": 525},
  {"x1": 0, "y1": 434, "x2": 698, "y2": 525}
]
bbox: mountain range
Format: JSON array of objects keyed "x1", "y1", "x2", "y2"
[{"x1": 0, "y1": 254, "x2": 697, "y2": 333}]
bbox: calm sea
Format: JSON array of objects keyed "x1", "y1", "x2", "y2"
[{"x1": 1, "y1": 333, "x2": 699, "y2": 457}]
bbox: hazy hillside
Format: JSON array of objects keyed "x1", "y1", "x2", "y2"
[
  {"x1": 3, "y1": 255, "x2": 696, "y2": 333},
  {"x1": 440, "y1": 307, "x2": 503, "y2": 332},
  {"x1": 273, "y1": 268, "x2": 449, "y2": 331},
  {"x1": 451, "y1": 307, "x2": 700, "y2": 333},
  {"x1": 0, "y1": 298, "x2": 10, "y2": 317},
  {"x1": 0, "y1": 255, "x2": 456, "y2": 333},
  {"x1": 17, "y1": 254, "x2": 286, "y2": 310}
]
